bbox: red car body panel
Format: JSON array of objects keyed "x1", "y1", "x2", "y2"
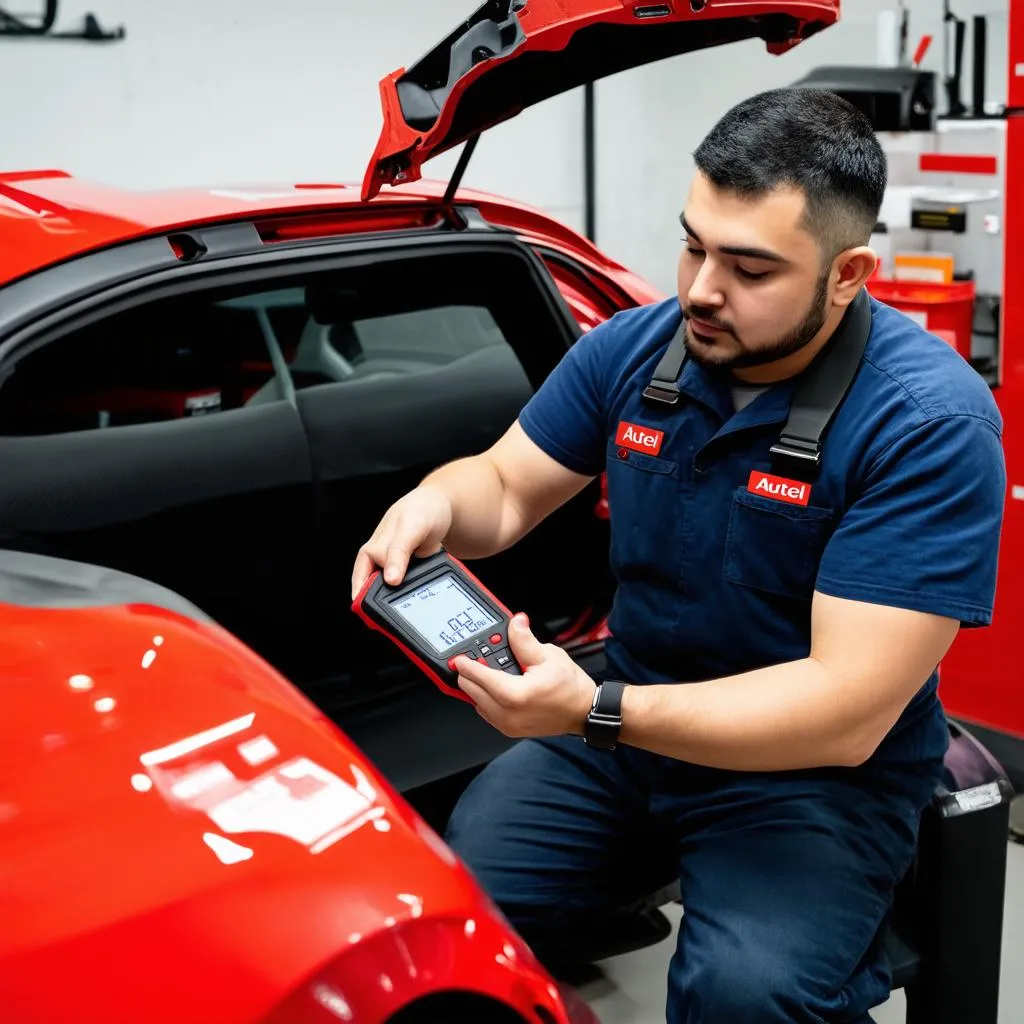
[
  {"x1": 0, "y1": 598, "x2": 568, "y2": 1024},
  {"x1": 0, "y1": 170, "x2": 659, "y2": 310},
  {"x1": 363, "y1": 0, "x2": 840, "y2": 199}
]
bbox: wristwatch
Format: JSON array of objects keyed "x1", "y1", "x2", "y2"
[{"x1": 584, "y1": 680, "x2": 626, "y2": 750}]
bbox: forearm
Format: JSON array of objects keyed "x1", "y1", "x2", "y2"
[
  {"x1": 421, "y1": 455, "x2": 527, "y2": 559},
  {"x1": 619, "y1": 658, "x2": 900, "y2": 772}
]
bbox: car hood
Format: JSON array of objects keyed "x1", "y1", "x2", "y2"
[
  {"x1": 362, "y1": 0, "x2": 840, "y2": 199},
  {"x1": 0, "y1": 564, "x2": 492, "y2": 1021}
]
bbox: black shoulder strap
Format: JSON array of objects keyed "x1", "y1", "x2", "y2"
[
  {"x1": 770, "y1": 288, "x2": 872, "y2": 482},
  {"x1": 640, "y1": 290, "x2": 873, "y2": 479},
  {"x1": 642, "y1": 322, "x2": 688, "y2": 406}
]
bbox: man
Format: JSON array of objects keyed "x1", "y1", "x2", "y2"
[{"x1": 351, "y1": 89, "x2": 1005, "y2": 1023}]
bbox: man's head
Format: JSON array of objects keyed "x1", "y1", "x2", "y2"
[{"x1": 678, "y1": 88, "x2": 886, "y2": 380}]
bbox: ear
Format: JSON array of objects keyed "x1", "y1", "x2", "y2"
[{"x1": 831, "y1": 246, "x2": 878, "y2": 308}]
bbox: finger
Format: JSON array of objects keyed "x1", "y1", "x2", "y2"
[
  {"x1": 505, "y1": 613, "x2": 547, "y2": 669},
  {"x1": 455, "y1": 655, "x2": 518, "y2": 707},
  {"x1": 384, "y1": 510, "x2": 439, "y2": 584},
  {"x1": 457, "y1": 674, "x2": 506, "y2": 724},
  {"x1": 350, "y1": 548, "x2": 377, "y2": 602},
  {"x1": 351, "y1": 517, "x2": 395, "y2": 593},
  {"x1": 382, "y1": 540, "x2": 414, "y2": 586}
]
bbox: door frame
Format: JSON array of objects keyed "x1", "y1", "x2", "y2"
[{"x1": 0, "y1": 218, "x2": 582, "y2": 384}]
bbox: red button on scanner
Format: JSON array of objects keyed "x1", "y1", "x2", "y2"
[
  {"x1": 489, "y1": 633, "x2": 503, "y2": 645},
  {"x1": 449, "y1": 654, "x2": 486, "y2": 672}
]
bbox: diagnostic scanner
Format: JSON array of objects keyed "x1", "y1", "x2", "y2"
[{"x1": 352, "y1": 550, "x2": 523, "y2": 703}]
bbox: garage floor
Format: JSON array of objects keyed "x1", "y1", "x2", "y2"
[{"x1": 576, "y1": 839, "x2": 1024, "y2": 1023}]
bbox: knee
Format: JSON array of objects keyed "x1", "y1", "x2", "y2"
[
  {"x1": 443, "y1": 757, "x2": 511, "y2": 866},
  {"x1": 674, "y1": 952, "x2": 817, "y2": 1024},
  {"x1": 442, "y1": 744, "x2": 564, "y2": 945}
]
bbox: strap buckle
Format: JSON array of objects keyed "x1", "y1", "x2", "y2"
[
  {"x1": 770, "y1": 438, "x2": 821, "y2": 464},
  {"x1": 642, "y1": 382, "x2": 681, "y2": 406},
  {"x1": 770, "y1": 437, "x2": 821, "y2": 481}
]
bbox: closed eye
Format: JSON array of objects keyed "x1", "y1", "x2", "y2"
[
  {"x1": 683, "y1": 236, "x2": 770, "y2": 281},
  {"x1": 736, "y1": 266, "x2": 771, "y2": 282}
]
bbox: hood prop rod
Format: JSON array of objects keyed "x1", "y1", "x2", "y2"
[{"x1": 440, "y1": 133, "x2": 482, "y2": 227}]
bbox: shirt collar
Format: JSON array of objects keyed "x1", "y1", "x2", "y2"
[
  {"x1": 676, "y1": 343, "x2": 796, "y2": 439},
  {"x1": 653, "y1": 301, "x2": 796, "y2": 441}
]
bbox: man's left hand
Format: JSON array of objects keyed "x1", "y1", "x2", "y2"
[{"x1": 455, "y1": 614, "x2": 597, "y2": 738}]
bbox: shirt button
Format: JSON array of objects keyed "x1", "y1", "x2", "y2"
[{"x1": 617, "y1": 447, "x2": 629, "y2": 460}]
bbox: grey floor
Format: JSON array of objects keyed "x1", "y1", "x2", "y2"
[{"x1": 576, "y1": 840, "x2": 1024, "y2": 1024}]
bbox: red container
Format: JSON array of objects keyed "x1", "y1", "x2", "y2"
[{"x1": 867, "y1": 277, "x2": 976, "y2": 362}]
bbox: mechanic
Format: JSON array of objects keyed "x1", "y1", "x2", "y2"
[{"x1": 351, "y1": 89, "x2": 1005, "y2": 1023}]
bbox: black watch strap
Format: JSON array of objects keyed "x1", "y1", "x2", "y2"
[{"x1": 584, "y1": 680, "x2": 626, "y2": 750}]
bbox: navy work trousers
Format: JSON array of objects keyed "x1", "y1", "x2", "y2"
[{"x1": 446, "y1": 735, "x2": 942, "y2": 1023}]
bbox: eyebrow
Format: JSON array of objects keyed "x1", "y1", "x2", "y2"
[{"x1": 679, "y1": 213, "x2": 789, "y2": 265}]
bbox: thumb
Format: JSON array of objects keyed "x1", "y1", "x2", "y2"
[{"x1": 506, "y1": 614, "x2": 546, "y2": 668}]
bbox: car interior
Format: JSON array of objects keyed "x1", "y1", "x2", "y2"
[{"x1": 0, "y1": 243, "x2": 613, "y2": 789}]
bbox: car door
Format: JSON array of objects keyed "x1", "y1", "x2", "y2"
[
  {"x1": 251, "y1": 236, "x2": 611, "y2": 787},
  {"x1": 0, "y1": 283, "x2": 319, "y2": 685}
]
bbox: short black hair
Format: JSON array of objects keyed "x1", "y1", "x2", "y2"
[{"x1": 693, "y1": 88, "x2": 887, "y2": 259}]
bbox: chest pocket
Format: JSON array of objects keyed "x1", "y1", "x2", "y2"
[
  {"x1": 605, "y1": 441, "x2": 680, "y2": 583},
  {"x1": 723, "y1": 489, "x2": 836, "y2": 601}
]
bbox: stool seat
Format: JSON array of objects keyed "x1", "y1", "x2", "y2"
[{"x1": 885, "y1": 926, "x2": 922, "y2": 992}]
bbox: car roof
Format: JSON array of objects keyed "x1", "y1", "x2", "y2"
[{"x1": 0, "y1": 169, "x2": 609, "y2": 287}]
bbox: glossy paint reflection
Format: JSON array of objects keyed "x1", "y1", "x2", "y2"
[{"x1": 1, "y1": 598, "x2": 574, "y2": 1024}]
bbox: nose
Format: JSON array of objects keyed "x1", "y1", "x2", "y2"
[{"x1": 686, "y1": 257, "x2": 725, "y2": 311}]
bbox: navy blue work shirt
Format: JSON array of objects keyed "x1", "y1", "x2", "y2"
[{"x1": 518, "y1": 296, "x2": 1005, "y2": 765}]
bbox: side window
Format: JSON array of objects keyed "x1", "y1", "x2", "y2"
[
  {"x1": 0, "y1": 292, "x2": 284, "y2": 437},
  {"x1": 0, "y1": 248, "x2": 572, "y2": 437},
  {"x1": 242, "y1": 260, "x2": 549, "y2": 402},
  {"x1": 269, "y1": 304, "x2": 509, "y2": 395}
]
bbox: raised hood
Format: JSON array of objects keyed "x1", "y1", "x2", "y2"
[{"x1": 362, "y1": 0, "x2": 840, "y2": 200}]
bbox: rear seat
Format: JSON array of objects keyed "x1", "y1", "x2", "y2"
[
  {"x1": 292, "y1": 340, "x2": 609, "y2": 690},
  {"x1": 295, "y1": 345, "x2": 534, "y2": 682}
]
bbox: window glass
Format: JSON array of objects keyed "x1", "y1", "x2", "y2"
[
  {"x1": 0, "y1": 258, "x2": 537, "y2": 436},
  {"x1": 0, "y1": 292, "x2": 281, "y2": 436},
  {"x1": 273, "y1": 304, "x2": 508, "y2": 393}
]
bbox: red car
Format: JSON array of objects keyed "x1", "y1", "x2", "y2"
[{"x1": 0, "y1": 3, "x2": 839, "y2": 1021}]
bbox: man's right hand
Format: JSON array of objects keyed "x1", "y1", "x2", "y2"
[{"x1": 350, "y1": 485, "x2": 454, "y2": 601}]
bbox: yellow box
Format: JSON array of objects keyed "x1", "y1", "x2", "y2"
[{"x1": 893, "y1": 251, "x2": 955, "y2": 284}]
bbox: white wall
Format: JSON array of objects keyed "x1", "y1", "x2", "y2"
[
  {"x1": 1, "y1": 0, "x2": 1011, "y2": 295},
  {"x1": 0, "y1": 0, "x2": 585, "y2": 226}
]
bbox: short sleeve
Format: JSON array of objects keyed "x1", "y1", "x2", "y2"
[
  {"x1": 816, "y1": 414, "x2": 1006, "y2": 626},
  {"x1": 517, "y1": 319, "x2": 612, "y2": 476}
]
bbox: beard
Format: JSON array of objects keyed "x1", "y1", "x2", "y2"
[{"x1": 683, "y1": 269, "x2": 831, "y2": 371}]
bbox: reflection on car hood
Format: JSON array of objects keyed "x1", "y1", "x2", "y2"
[{"x1": 0, "y1": 592, "x2": 485, "y2": 1022}]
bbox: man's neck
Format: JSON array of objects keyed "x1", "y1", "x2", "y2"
[{"x1": 730, "y1": 304, "x2": 848, "y2": 386}]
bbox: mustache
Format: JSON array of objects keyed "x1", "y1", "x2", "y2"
[{"x1": 684, "y1": 306, "x2": 736, "y2": 337}]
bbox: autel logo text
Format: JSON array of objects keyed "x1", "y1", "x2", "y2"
[{"x1": 616, "y1": 422, "x2": 665, "y2": 456}]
